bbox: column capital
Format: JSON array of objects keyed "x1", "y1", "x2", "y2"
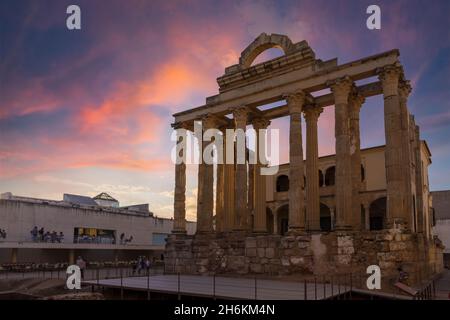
[
  {"x1": 328, "y1": 76, "x2": 353, "y2": 104},
  {"x1": 303, "y1": 105, "x2": 323, "y2": 122},
  {"x1": 201, "y1": 114, "x2": 220, "y2": 130},
  {"x1": 232, "y1": 106, "x2": 249, "y2": 128},
  {"x1": 284, "y1": 90, "x2": 306, "y2": 114},
  {"x1": 349, "y1": 91, "x2": 365, "y2": 115},
  {"x1": 398, "y1": 80, "x2": 412, "y2": 100},
  {"x1": 252, "y1": 117, "x2": 271, "y2": 130},
  {"x1": 172, "y1": 121, "x2": 193, "y2": 131},
  {"x1": 378, "y1": 64, "x2": 403, "y2": 96}
]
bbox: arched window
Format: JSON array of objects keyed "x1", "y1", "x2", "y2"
[
  {"x1": 361, "y1": 164, "x2": 365, "y2": 182},
  {"x1": 369, "y1": 197, "x2": 387, "y2": 231},
  {"x1": 276, "y1": 175, "x2": 289, "y2": 192},
  {"x1": 325, "y1": 166, "x2": 336, "y2": 186},
  {"x1": 319, "y1": 170, "x2": 324, "y2": 187},
  {"x1": 320, "y1": 203, "x2": 331, "y2": 232}
]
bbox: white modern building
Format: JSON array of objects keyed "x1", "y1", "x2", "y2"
[{"x1": 0, "y1": 192, "x2": 196, "y2": 264}]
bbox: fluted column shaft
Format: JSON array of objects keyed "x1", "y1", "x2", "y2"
[
  {"x1": 223, "y1": 128, "x2": 235, "y2": 231},
  {"x1": 286, "y1": 91, "x2": 306, "y2": 232},
  {"x1": 216, "y1": 158, "x2": 224, "y2": 232},
  {"x1": 304, "y1": 106, "x2": 322, "y2": 231},
  {"x1": 349, "y1": 92, "x2": 364, "y2": 230},
  {"x1": 379, "y1": 65, "x2": 408, "y2": 229},
  {"x1": 196, "y1": 116, "x2": 215, "y2": 233},
  {"x1": 253, "y1": 118, "x2": 271, "y2": 233},
  {"x1": 233, "y1": 107, "x2": 249, "y2": 230},
  {"x1": 399, "y1": 80, "x2": 413, "y2": 230},
  {"x1": 330, "y1": 77, "x2": 353, "y2": 230},
  {"x1": 173, "y1": 127, "x2": 187, "y2": 233}
]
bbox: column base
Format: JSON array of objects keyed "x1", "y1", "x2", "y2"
[
  {"x1": 172, "y1": 230, "x2": 187, "y2": 235},
  {"x1": 286, "y1": 227, "x2": 306, "y2": 236}
]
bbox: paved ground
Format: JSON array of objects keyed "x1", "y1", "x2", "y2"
[{"x1": 85, "y1": 274, "x2": 350, "y2": 300}]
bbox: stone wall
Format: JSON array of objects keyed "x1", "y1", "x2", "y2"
[{"x1": 165, "y1": 229, "x2": 444, "y2": 287}]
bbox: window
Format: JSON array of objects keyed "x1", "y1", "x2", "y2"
[
  {"x1": 276, "y1": 175, "x2": 289, "y2": 192},
  {"x1": 74, "y1": 227, "x2": 116, "y2": 244},
  {"x1": 325, "y1": 166, "x2": 335, "y2": 186}
]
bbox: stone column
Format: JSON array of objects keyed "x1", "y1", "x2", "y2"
[
  {"x1": 173, "y1": 126, "x2": 188, "y2": 233},
  {"x1": 330, "y1": 206, "x2": 336, "y2": 230},
  {"x1": 11, "y1": 248, "x2": 18, "y2": 264},
  {"x1": 248, "y1": 157, "x2": 254, "y2": 229},
  {"x1": 349, "y1": 91, "x2": 365, "y2": 230},
  {"x1": 69, "y1": 249, "x2": 75, "y2": 265},
  {"x1": 215, "y1": 160, "x2": 224, "y2": 232},
  {"x1": 223, "y1": 127, "x2": 235, "y2": 231},
  {"x1": 378, "y1": 64, "x2": 407, "y2": 229},
  {"x1": 233, "y1": 107, "x2": 249, "y2": 230},
  {"x1": 363, "y1": 203, "x2": 370, "y2": 230},
  {"x1": 285, "y1": 91, "x2": 306, "y2": 233},
  {"x1": 253, "y1": 117, "x2": 271, "y2": 233},
  {"x1": 399, "y1": 80, "x2": 413, "y2": 230},
  {"x1": 273, "y1": 209, "x2": 279, "y2": 235},
  {"x1": 304, "y1": 105, "x2": 323, "y2": 231},
  {"x1": 330, "y1": 77, "x2": 353, "y2": 230},
  {"x1": 196, "y1": 115, "x2": 216, "y2": 233}
]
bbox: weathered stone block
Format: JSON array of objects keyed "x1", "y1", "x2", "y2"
[
  {"x1": 265, "y1": 247, "x2": 275, "y2": 258},
  {"x1": 245, "y1": 238, "x2": 257, "y2": 248},
  {"x1": 257, "y1": 248, "x2": 265, "y2": 258},
  {"x1": 250, "y1": 263, "x2": 263, "y2": 273},
  {"x1": 246, "y1": 248, "x2": 257, "y2": 257}
]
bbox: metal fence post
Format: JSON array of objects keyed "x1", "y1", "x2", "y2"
[
  {"x1": 323, "y1": 276, "x2": 326, "y2": 299},
  {"x1": 120, "y1": 268, "x2": 124, "y2": 300},
  {"x1": 304, "y1": 279, "x2": 307, "y2": 300},
  {"x1": 349, "y1": 273, "x2": 353, "y2": 299},
  {"x1": 213, "y1": 274, "x2": 216, "y2": 300},
  {"x1": 147, "y1": 269, "x2": 150, "y2": 301},
  {"x1": 254, "y1": 276, "x2": 257, "y2": 300},
  {"x1": 337, "y1": 275, "x2": 341, "y2": 300},
  {"x1": 331, "y1": 276, "x2": 334, "y2": 298},
  {"x1": 314, "y1": 277, "x2": 317, "y2": 300},
  {"x1": 177, "y1": 272, "x2": 181, "y2": 300}
]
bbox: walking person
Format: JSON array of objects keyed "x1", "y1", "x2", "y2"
[
  {"x1": 76, "y1": 256, "x2": 86, "y2": 280},
  {"x1": 30, "y1": 226, "x2": 38, "y2": 242},
  {"x1": 145, "y1": 257, "x2": 151, "y2": 275}
]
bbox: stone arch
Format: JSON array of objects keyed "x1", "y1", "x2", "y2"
[
  {"x1": 276, "y1": 204, "x2": 289, "y2": 235},
  {"x1": 320, "y1": 203, "x2": 332, "y2": 231},
  {"x1": 325, "y1": 166, "x2": 336, "y2": 186},
  {"x1": 369, "y1": 197, "x2": 387, "y2": 230},
  {"x1": 266, "y1": 207, "x2": 274, "y2": 234},
  {"x1": 276, "y1": 174, "x2": 289, "y2": 192},
  {"x1": 239, "y1": 33, "x2": 297, "y2": 68}
]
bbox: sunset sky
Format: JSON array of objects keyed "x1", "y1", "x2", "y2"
[{"x1": 1, "y1": 0, "x2": 449, "y2": 220}]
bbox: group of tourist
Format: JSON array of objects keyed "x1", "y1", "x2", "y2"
[
  {"x1": 132, "y1": 256, "x2": 152, "y2": 275},
  {"x1": 30, "y1": 226, "x2": 64, "y2": 243},
  {"x1": 0, "y1": 229, "x2": 6, "y2": 240},
  {"x1": 119, "y1": 233, "x2": 134, "y2": 245}
]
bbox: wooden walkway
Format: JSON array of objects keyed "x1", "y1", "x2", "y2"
[{"x1": 85, "y1": 274, "x2": 350, "y2": 300}]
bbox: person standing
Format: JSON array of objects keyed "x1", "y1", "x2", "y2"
[
  {"x1": 30, "y1": 226, "x2": 38, "y2": 242},
  {"x1": 76, "y1": 256, "x2": 86, "y2": 280}
]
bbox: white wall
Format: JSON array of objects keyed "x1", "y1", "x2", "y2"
[{"x1": 0, "y1": 200, "x2": 196, "y2": 245}]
